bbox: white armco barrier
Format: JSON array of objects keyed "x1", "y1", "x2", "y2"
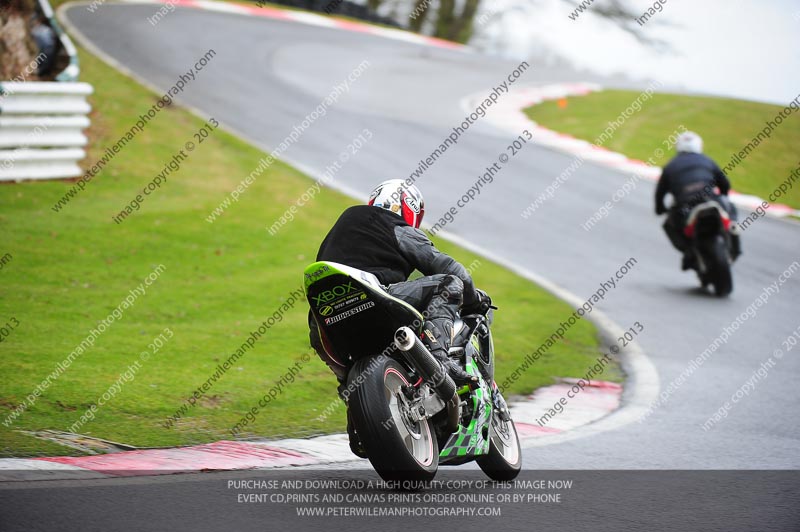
[{"x1": 0, "y1": 81, "x2": 93, "y2": 181}]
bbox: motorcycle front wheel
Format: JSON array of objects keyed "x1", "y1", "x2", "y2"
[
  {"x1": 348, "y1": 356, "x2": 439, "y2": 481},
  {"x1": 477, "y1": 400, "x2": 522, "y2": 481}
]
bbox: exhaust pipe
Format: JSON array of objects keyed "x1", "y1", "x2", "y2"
[{"x1": 394, "y1": 327, "x2": 460, "y2": 434}]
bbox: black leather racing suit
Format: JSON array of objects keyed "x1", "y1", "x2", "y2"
[
  {"x1": 309, "y1": 205, "x2": 480, "y2": 381},
  {"x1": 655, "y1": 152, "x2": 738, "y2": 254}
]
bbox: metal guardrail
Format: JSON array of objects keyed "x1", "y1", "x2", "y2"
[
  {"x1": 0, "y1": 82, "x2": 93, "y2": 181},
  {"x1": 38, "y1": 0, "x2": 80, "y2": 81}
]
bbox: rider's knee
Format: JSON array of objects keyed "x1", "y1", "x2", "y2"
[{"x1": 435, "y1": 275, "x2": 464, "y2": 305}]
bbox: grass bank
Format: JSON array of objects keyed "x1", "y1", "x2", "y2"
[
  {"x1": 0, "y1": 27, "x2": 613, "y2": 458},
  {"x1": 525, "y1": 89, "x2": 800, "y2": 208}
]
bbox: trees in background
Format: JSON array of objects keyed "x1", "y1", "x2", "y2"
[
  {"x1": 0, "y1": 0, "x2": 42, "y2": 80},
  {"x1": 372, "y1": 0, "x2": 661, "y2": 46}
]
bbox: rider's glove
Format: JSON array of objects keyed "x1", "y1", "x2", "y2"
[{"x1": 463, "y1": 289, "x2": 492, "y2": 315}]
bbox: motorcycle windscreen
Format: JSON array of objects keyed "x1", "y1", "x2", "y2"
[{"x1": 306, "y1": 271, "x2": 423, "y2": 362}]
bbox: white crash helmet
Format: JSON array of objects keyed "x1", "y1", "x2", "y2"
[
  {"x1": 675, "y1": 131, "x2": 703, "y2": 153},
  {"x1": 368, "y1": 179, "x2": 425, "y2": 229}
]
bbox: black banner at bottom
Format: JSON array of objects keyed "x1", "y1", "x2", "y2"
[{"x1": 2, "y1": 470, "x2": 798, "y2": 531}]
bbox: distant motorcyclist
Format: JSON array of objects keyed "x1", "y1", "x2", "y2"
[{"x1": 655, "y1": 131, "x2": 741, "y2": 269}]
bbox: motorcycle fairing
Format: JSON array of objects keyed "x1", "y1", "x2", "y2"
[
  {"x1": 304, "y1": 261, "x2": 425, "y2": 364},
  {"x1": 684, "y1": 201, "x2": 731, "y2": 238},
  {"x1": 439, "y1": 359, "x2": 492, "y2": 463}
]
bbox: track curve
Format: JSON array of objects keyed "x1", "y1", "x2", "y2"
[{"x1": 59, "y1": 1, "x2": 800, "y2": 471}]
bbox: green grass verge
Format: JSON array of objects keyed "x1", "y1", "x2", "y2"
[
  {"x1": 525, "y1": 90, "x2": 800, "y2": 208},
  {"x1": 0, "y1": 39, "x2": 614, "y2": 458}
]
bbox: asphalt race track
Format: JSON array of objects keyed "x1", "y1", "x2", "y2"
[{"x1": 4, "y1": 3, "x2": 799, "y2": 530}]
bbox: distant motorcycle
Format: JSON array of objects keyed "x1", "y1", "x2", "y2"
[
  {"x1": 305, "y1": 261, "x2": 521, "y2": 482},
  {"x1": 683, "y1": 201, "x2": 735, "y2": 296}
]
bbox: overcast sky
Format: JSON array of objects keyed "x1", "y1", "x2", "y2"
[{"x1": 471, "y1": 0, "x2": 800, "y2": 105}]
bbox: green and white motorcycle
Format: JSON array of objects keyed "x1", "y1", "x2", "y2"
[{"x1": 305, "y1": 261, "x2": 521, "y2": 481}]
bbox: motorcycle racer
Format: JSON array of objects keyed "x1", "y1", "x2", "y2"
[
  {"x1": 309, "y1": 180, "x2": 483, "y2": 388},
  {"x1": 655, "y1": 131, "x2": 742, "y2": 270}
]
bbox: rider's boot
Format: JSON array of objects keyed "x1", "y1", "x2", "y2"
[
  {"x1": 731, "y1": 235, "x2": 742, "y2": 260},
  {"x1": 729, "y1": 224, "x2": 742, "y2": 260},
  {"x1": 424, "y1": 319, "x2": 477, "y2": 386},
  {"x1": 681, "y1": 250, "x2": 696, "y2": 271},
  {"x1": 337, "y1": 380, "x2": 367, "y2": 458},
  {"x1": 346, "y1": 409, "x2": 367, "y2": 458}
]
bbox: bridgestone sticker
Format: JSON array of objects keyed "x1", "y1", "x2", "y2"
[{"x1": 324, "y1": 301, "x2": 375, "y2": 325}]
